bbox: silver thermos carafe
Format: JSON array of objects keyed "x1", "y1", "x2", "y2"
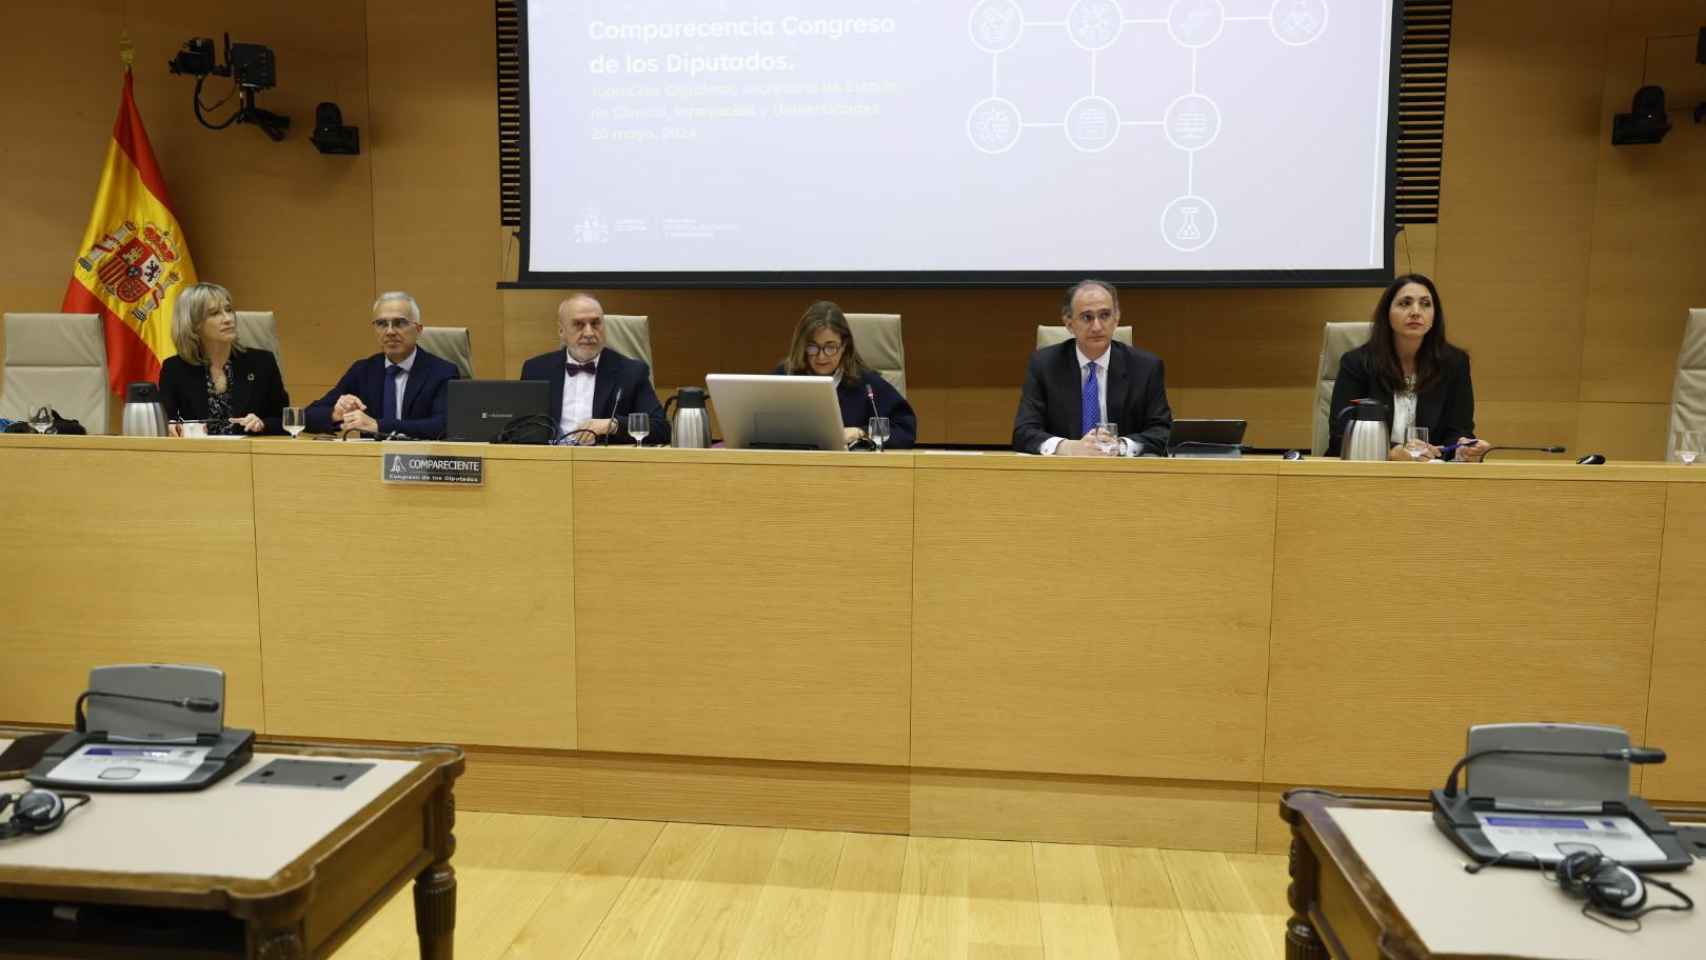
[
  {"x1": 666, "y1": 387, "x2": 712, "y2": 449},
  {"x1": 122, "y1": 381, "x2": 168, "y2": 437},
  {"x1": 1337, "y1": 399, "x2": 1392, "y2": 461}
]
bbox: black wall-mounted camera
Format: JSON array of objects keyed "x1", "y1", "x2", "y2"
[{"x1": 168, "y1": 34, "x2": 288, "y2": 141}]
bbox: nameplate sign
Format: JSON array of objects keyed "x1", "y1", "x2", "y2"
[{"x1": 381, "y1": 453, "x2": 484, "y2": 486}]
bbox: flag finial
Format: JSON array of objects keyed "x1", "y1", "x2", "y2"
[{"x1": 119, "y1": 30, "x2": 135, "y2": 68}]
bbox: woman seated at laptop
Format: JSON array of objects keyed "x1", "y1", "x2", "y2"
[
  {"x1": 1327, "y1": 273, "x2": 1489, "y2": 462},
  {"x1": 157, "y1": 282, "x2": 289, "y2": 435},
  {"x1": 776, "y1": 301, "x2": 917, "y2": 449}
]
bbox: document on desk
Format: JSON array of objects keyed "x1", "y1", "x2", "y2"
[
  {"x1": 49, "y1": 744, "x2": 212, "y2": 786},
  {"x1": 1473, "y1": 811, "x2": 1668, "y2": 864}
]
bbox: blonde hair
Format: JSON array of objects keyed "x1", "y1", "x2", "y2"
[
  {"x1": 783, "y1": 301, "x2": 870, "y2": 381},
  {"x1": 171, "y1": 282, "x2": 242, "y2": 365}
]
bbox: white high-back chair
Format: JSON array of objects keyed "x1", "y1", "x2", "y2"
[
  {"x1": 847, "y1": 313, "x2": 906, "y2": 396},
  {"x1": 1312, "y1": 321, "x2": 1374, "y2": 456},
  {"x1": 419, "y1": 326, "x2": 473, "y2": 379},
  {"x1": 603, "y1": 314, "x2": 653, "y2": 370},
  {"x1": 1667, "y1": 309, "x2": 1706, "y2": 459},
  {"x1": 235, "y1": 311, "x2": 282, "y2": 379},
  {"x1": 0, "y1": 313, "x2": 111, "y2": 433},
  {"x1": 1036, "y1": 325, "x2": 1133, "y2": 350}
]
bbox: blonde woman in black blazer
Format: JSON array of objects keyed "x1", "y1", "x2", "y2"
[{"x1": 156, "y1": 282, "x2": 289, "y2": 435}]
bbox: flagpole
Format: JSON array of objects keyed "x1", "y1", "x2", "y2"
[{"x1": 119, "y1": 30, "x2": 134, "y2": 70}]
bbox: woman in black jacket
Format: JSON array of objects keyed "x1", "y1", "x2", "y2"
[
  {"x1": 157, "y1": 282, "x2": 289, "y2": 435},
  {"x1": 1327, "y1": 273, "x2": 1490, "y2": 461}
]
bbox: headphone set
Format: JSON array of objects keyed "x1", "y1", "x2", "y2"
[
  {"x1": 1465, "y1": 848, "x2": 1695, "y2": 930},
  {"x1": 0, "y1": 789, "x2": 91, "y2": 840}
]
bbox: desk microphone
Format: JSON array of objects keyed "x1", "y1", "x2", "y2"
[
  {"x1": 1441, "y1": 746, "x2": 1665, "y2": 798},
  {"x1": 603, "y1": 387, "x2": 623, "y2": 445},
  {"x1": 1481, "y1": 444, "x2": 1567, "y2": 458},
  {"x1": 73, "y1": 690, "x2": 220, "y2": 733}
]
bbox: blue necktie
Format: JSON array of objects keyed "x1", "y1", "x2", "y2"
[
  {"x1": 382, "y1": 365, "x2": 404, "y2": 421},
  {"x1": 1081, "y1": 361, "x2": 1099, "y2": 437}
]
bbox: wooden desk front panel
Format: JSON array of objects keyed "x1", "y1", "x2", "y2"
[
  {"x1": 252, "y1": 445, "x2": 577, "y2": 748},
  {"x1": 1265, "y1": 475, "x2": 1666, "y2": 789},
  {"x1": 1645, "y1": 482, "x2": 1706, "y2": 801},
  {"x1": 573, "y1": 453, "x2": 913, "y2": 766},
  {"x1": 0, "y1": 439, "x2": 265, "y2": 730},
  {"x1": 910, "y1": 460, "x2": 1275, "y2": 780}
]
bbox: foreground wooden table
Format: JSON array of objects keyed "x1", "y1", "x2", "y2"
[
  {"x1": 1279, "y1": 790, "x2": 1706, "y2": 959},
  {"x1": 0, "y1": 731, "x2": 463, "y2": 959}
]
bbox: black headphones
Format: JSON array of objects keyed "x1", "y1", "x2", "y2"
[
  {"x1": 1553, "y1": 850, "x2": 1693, "y2": 924},
  {"x1": 0, "y1": 789, "x2": 91, "y2": 839}
]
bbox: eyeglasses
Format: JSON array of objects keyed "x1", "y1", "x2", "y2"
[
  {"x1": 372, "y1": 318, "x2": 416, "y2": 331},
  {"x1": 804, "y1": 342, "x2": 843, "y2": 357}
]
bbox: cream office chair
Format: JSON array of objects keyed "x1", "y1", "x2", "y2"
[
  {"x1": 234, "y1": 311, "x2": 282, "y2": 379},
  {"x1": 1036, "y1": 325, "x2": 1133, "y2": 350},
  {"x1": 1667, "y1": 308, "x2": 1706, "y2": 459},
  {"x1": 0, "y1": 312, "x2": 110, "y2": 432},
  {"x1": 1312, "y1": 321, "x2": 1374, "y2": 456},
  {"x1": 603, "y1": 314, "x2": 653, "y2": 370},
  {"x1": 419, "y1": 326, "x2": 473, "y2": 379},
  {"x1": 847, "y1": 313, "x2": 906, "y2": 396}
]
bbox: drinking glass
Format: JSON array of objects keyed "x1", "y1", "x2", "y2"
[
  {"x1": 868, "y1": 417, "x2": 892, "y2": 452},
  {"x1": 282, "y1": 406, "x2": 306, "y2": 438},
  {"x1": 1095, "y1": 421, "x2": 1120, "y2": 456},
  {"x1": 1405, "y1": 426, "x2": 1431, "y2": 461},
  {"x1": 626, "y1": 412, "x2": 651, "y2": 447},
  {"x1": 27, "y1": 406, "x2": 54, "y2": 434},
  {"x1": 1678, "y1": 430, "x2": 1701, "y2": 466}
]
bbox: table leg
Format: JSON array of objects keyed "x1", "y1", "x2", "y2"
[
  {"x1": 1286, "y1": 834, "x2": 1327, "y2": 960},
  {"x1": 414, "y1": 783, "x2": 458, "y2": 960}
]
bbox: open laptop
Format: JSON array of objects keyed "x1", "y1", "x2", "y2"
[
  {"x1": 1167, "y1": 418, "x2": 1247, "y2": 457},
  {"x1": 705, "y1": 374, "x2": 847, "y2": 451},
  {"x1": 446, "y1": 380, "x2": 550, "y2": 442}
]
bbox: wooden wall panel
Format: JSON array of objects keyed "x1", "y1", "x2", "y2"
[
  {"x1": 572, "y1": 451, "x2": 913, "y2": 766},
  {"x1": 0, "y1": 438, "x2": 264, "y2": 731},
  {"x1": 252, "y1": 444, "x2": 577, "y2": 748},
  {"x1": 1432, "y1": 0, "x2": 1609, "y2": 405},
  {"x1": 911, "y1": 459, "x2": 1274, "y2": 781},
  {"x1": 366, "y1": 0, "x2": 504, "y2": 380},
  {"x1": 1644, "y1": 482, "x2": 1706, "y2": 801},
  {"x1": 1266, "y1": 474, "x2": 1665, "y2": 789}
]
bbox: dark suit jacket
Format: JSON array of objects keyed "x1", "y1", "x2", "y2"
[
  {"x1": 157, "y1": 349, "x2": 290, "y2": 434},
  {"x1": 771, "y1": 365, "x2": 919, "y2": 449},
  {"x1": 1012, "y1": 340, "x2": 1173, "y2": 454},
  {"x1": 304, "y1": 348, "x2": 459, "y2": 439},
  {"x1": 519, "y1": 347, "x2": 669, "y2": 445},
  {"x1": 1326, "y1": 344, "x2": 1475, "y2": 456}
]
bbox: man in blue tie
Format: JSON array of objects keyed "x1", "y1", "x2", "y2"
[
  {"x1": 1011, "y1": 279, "x2": 1173, "y2": 456},
  {"x1": 304, "y1": 291, "x2": 460, "y2": 439}
]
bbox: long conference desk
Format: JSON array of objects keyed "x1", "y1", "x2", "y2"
[{"x1": 3, "y1": 435, "x2": 1703, "y2": 854}]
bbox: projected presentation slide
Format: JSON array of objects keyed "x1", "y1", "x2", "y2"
[{"x1": 524, "y1": 0, "x2": 1394, "y2": 282}]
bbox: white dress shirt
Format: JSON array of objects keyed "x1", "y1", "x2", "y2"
[
  {"x1": 384, "y1": 349, "x2": 416, "y2": 421},
  {"x1": 1040, "y1": 346, "x2": 1141, "y2": 456},
  {"x1": 559, "y1": 351, "x2": 600, "y2": 438}
]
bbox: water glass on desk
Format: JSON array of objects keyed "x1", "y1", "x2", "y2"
[
  {"x1": 625, "y1": 412, "x2": 650, "y2": 447},
  {"x1": 868, "y1": 417, "x2": 891, "y2": 452},
  {"x1": 1095, "y1": 421, "x2": 1119, "y2": 456},
  {"x1": 1676, "y1": 431, "x2": 1701, "y2": 465},
  {"x1": 282, "y1": 407, "x2": 305, "y2": 438},
  {"x1": 1404, "y1": 427, "x2": 1431, "y2": 460}
]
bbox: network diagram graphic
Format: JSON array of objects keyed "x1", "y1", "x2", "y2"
[{"x1": 967, "y1": 0, "x2": 1329, "y2": 252}]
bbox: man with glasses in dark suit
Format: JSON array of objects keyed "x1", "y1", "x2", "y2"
[
  {"x1": 304, "y1": 291, "x2": 460, "y2": 439},
  {"x1": 1012, "y1": 279, "x2": 1173, "y2": 456}
]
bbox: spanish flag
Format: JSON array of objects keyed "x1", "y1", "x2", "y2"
[{"x1": 60, "y1": 69, "x2": 197, "y2": 395}]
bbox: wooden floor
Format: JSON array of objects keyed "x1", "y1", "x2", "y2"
[{"x1": 332, "y1": 813, "x2": 1292, "y2": 960}]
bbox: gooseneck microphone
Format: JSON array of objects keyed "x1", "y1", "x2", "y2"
[
  {"x1": 866, "y1": 384, "x2": 880, "y2": 425},
  {"x1": 602, "y1": 387, "x2": 623, "y2": 446},
  {"x1": 73, "y1": 690, "x2": 221, "y2": 733},
  {"x1": 1482, "y1": 444, "x2": 1568, "y2": 458},
  {"x1": 1441, "y1": 745, "x2": 1666, "y2": 798}
]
